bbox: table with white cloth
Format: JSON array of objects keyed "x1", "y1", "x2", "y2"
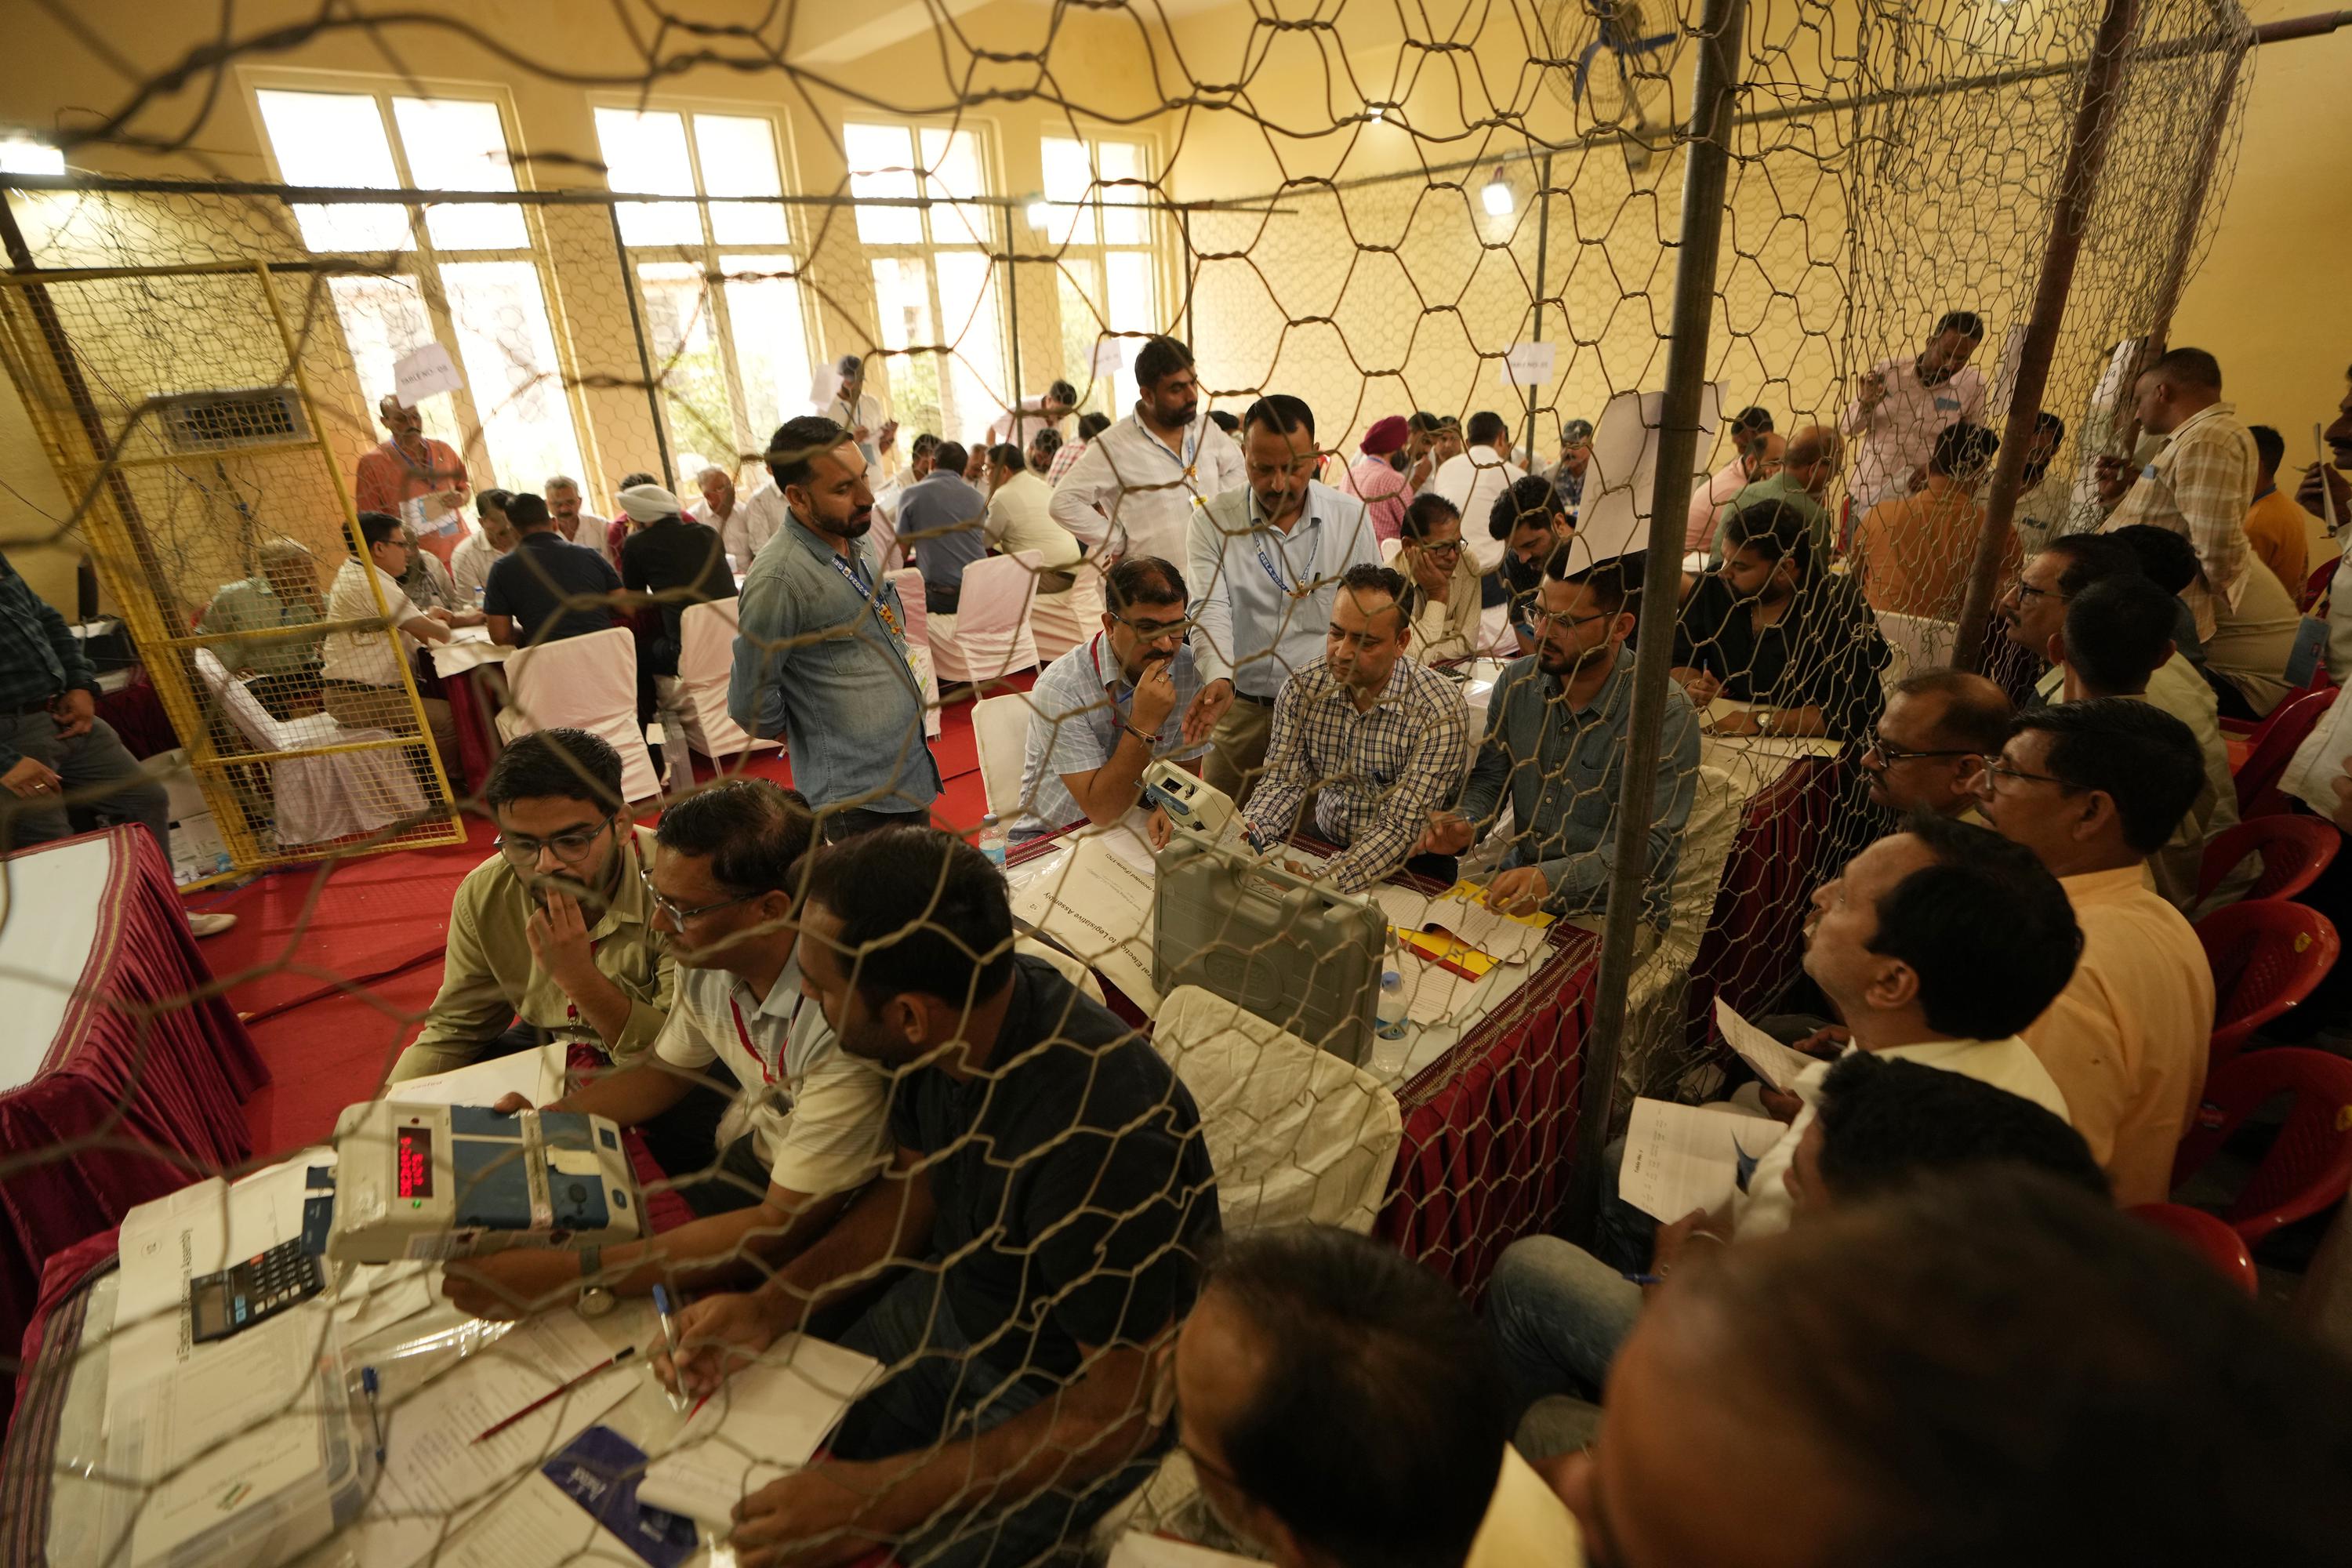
[
  {"x1": 0, "y1": 827, "x2": 268, "y2": 1421},
  {"x1": 428, "y1": 630, "x2": 515, "y2": 793}
]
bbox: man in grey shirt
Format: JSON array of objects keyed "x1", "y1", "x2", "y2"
[
  {"x1": 1417, "y1": 558, "x2": 1699, "y2": 926},
  {"x1": 896, "y1": 439, "x2": 989, "y2": 618}
]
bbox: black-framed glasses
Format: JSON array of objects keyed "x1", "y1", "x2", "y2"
[
  {"x1": 637, "y1": 865, "x2": 762, "y2": 926},
  {"x1": 1863, "y1": 735, "x2": 1982, "y2": 767},
  {"x1": 1977, "y1": 756, "x2": 2081, "y2": 791},
  {"x1": 1112, "y1": 610, "x2": 1192, "y2": 641},
  {"x1": 1413, "y1": 537, "x2": 1466, "y2": 557},
  {"x1": 494, "y1": 812, "x2": 616, "y2": 865},
  {"x1": 2009, "y1": 577, "x2": 2065, "y2": 605},
  {"x1": 1526, "y1": 605, "x2": 1615, "y2": 631}
]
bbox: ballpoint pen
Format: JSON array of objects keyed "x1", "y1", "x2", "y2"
[
  {"x1": 652, "y1": 1284, "x2": 688, "y2": 1412},
  {"x1": 361, "y1": 1366, "x2": 387, "y2": 1464},
  {"x1": 473, "y1": 1345, "x2": 637, "y2": 1443}
]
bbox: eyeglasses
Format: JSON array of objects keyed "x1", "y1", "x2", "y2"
[
  {"x1": 2009, "y1": 578, "x2": 2064, "y2": 605},
  {"x1": 1412, "y1": 538, "x2": 1465, "y2": 557},
  {"x1": 1526, "y1": 605, "x2": 1616, "y2": 631},
  {"x1": 1976, "y1": 756, "x2": 2081, "y2": 791},
  {"x1": 637, "y1": 864, "x2": 762, "y2": 926},
  {"x1": 1863, "y1": 735, "x2": 1981, "y2": 767},
  {"x1": 1111, "y1": 611, "x2": 1192, "y2": 641},
  {"x1": 494, "y1": 813, "x2": 615, "y2": 866}
]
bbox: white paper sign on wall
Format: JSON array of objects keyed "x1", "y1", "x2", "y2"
[
  {"x1": 391, "y1": 343, "x2": 463, "y2": 408},
  {"x1": 1497, "y1": 341, "x2": 1557, "y2": 390},
  {"x1": 1089, "y1": 338, "x2": 1132, "y2": 380},
  {"x1": 1564, "y1": 381, "x2": 1726, "y2": 568}
]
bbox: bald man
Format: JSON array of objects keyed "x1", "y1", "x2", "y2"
[
  {"x1": 1715, "y1": 423, "x2": 1843, "y2": 561},
  {"x1": 1858, "y1": 670, "x2": 2011, "y2": 823}
]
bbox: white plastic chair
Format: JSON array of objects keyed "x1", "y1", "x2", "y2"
[
  {"x1": 1874, "y1": 610, "x2": 1956, "y2": 689},
  {"x1": 1028, "y1": 563, "x2": 1105, "y2": 665},
  {"x1": 888, "y1": 566, "x2": 946, "y2": 740},
  {"x1": 493, "y1": 626, "x2": 661, "y2": 801},
  {"x1": 659, "y1": 599, "x2": 779, "y2": 780},
  {"x1": 931, "y1": 550, "x2": 1041, "y2": 687},
  {"x1": 971, "y1": 692, "x2": 1038, "y2": 822},
  {"x1": 191, "y1": 648, "x2": 426, "y2": 846}
]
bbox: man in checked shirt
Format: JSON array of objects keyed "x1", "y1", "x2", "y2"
[{"x1": 1238, "y1": 563, "x2": 1472, "y2": 891}]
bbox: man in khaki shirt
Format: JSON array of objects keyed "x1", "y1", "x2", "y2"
[
  {"x1": 389, "y1": 728, "x2": 723, "y2": 1193},
  {"x1": 1977, "y1": 699, "x2": 2216, "y2": 1205}
]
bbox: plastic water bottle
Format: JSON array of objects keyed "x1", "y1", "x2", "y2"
[
  {"x1": 978, "y1": 814, "x2": 1008, "y2": 869},
  {"x1": 1376, "y1": 967, "x2": 1409, "y2": 1040}
]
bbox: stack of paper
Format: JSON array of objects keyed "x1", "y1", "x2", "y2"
[
  {"x1": 1008, "y1": 831, "x2": 1163, "y2": 1008},
  {"x1": 1617, "y1": 1098, "x2": 1790, "y2": 1222},
  {"x1": 636, "y1": 1335, "x2": 884, "y2": 1524},
  {"x1": 1713, "y1": 999, "x2": 1821, "y2": 1094}
]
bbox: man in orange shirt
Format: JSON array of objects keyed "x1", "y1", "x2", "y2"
[
  {"x1": 2242, "y1": 424, "x2": 2321, "y2": 599},
  {"x1": 1976, "y1": 699, "x2": 2215, "y2": 1205},
  {"x1": 354, "y1": 394, "x2": 471, "y2": 567},
  {"x1": 1853, "y1": 420, "x2": 2003, "y2": 620}
]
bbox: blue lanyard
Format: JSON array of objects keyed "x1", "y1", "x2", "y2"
[
  {"x1": 1252, "y1": 508, "x2": 1316, "y2": 601},
  {"x1": 826, "y1": 551, "x2": 904, "y2": 646}
]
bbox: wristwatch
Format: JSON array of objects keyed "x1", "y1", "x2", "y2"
[{"x1": 576, "y1": 1245, "x2": 615, "y2": 1318}]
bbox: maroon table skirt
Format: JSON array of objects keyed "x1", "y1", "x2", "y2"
[{"x1": 0, "y1": 828, "x2": 268, "y2": 1422}]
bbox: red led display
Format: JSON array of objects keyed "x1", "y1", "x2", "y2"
[{"x1": 396, "y1": 1126, "x2": 434, "y2": 1199}]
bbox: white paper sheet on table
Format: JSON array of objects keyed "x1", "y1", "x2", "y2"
[
  {"x1": 1714, "y1": 999, "x2": 1818, "y2": 1094},
  {"x1": 1009, "y1": 831, "x2": 1163, "y2": 1008},
  {"x1": 636, "y1": 1334, "x2": 884, "y2": 1523},
  {"x1": 388, "y1": 1042, "x2": 567, "y2": 1109},
  {"x1": 1618, "y1": 1098, "x2": 1789, "y2": 1222},
  {"x1": 429, "y1": 626, "x2": 514, "y2": 678},
  {"x1": 1110, "y1": 1535, "x2": 1267, "y2": 1568},
  {"x1": 335, "y1": 1261, "x2": 437, "y2": 1335}
]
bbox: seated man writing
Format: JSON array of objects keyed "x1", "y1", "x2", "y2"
[
  {"x1": 1417, "y1": 560, "x2": 1699, "y2": 924},
  {"x1": 1239, "y1": 564, "x2": 1472, "y2": 891},
  {"x1": 441, "y1": 779, "x2": 892, "y2": 1319},
  {"x1": 387, "y1": 728, "x2": 725, "y2": 1194},
  {"x1": 1009, "y1": 556, "x2": 1210, "y2": 842},
  {"x1": 655, "y1": 827, "x2": 1221, "y2": 1568}
]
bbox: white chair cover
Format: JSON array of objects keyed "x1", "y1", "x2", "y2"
[
  {"x1": 670, "y1": 599, "x2": 779, "y2": 766},
  {"x1": 1874, "y1": 610, "x2": 1956, "y2": 690},
  {"x1": 1153, "y1": 984, "x2": 1403, "y2": 1234},
  {"x1": 931, "y1": 551, "x2": 1041, "y2": 685},
  {"x1": 888, "y1": 567, "x2": 945, "y2": 739},
  {"x1": 493, "y1": 626, "x2": 660, "y2": 801},
  {"x1": 970, "y1": 692, "x2": 1038, "y2": 822},
  {"x1": 1027, "y1": 562, "x2": 1105, "y2": 664},
  {"x1": 192, "y1": 648, "x2": 426, "y2": 847}
]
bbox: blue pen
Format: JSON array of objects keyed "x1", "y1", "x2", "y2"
[
  {"x1": 361, "y1": 1366, "x2": 387, "y2": 1463},
  {"x1": 651, "y1": 1285, "x2": 688, "y2": 1411}
]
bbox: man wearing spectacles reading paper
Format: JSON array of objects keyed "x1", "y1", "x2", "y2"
[{"x1": 387, "y1": 729, "x2": 726, "y2": 1203}]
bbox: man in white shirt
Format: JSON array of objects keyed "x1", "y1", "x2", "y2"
[
  {"x1": 980, "y1": 442, "x2": 1081, "y2": 582},
  {"x1": 544, "y1": 474, "x2": 615, "y2": 565},
  {"x1": 1185, "y1": 394, "x2": 1379, "y2": 801},
  {"x1": 814, "y1": 353, "x2": 895, "y2": 469},
  {"x1": 985, "y1": 378, "x2": 1076, "y2": 448},
  {"x1": 1733, "y1": 814, "x2": 2078, "y2": 1240},
  {"x1": 1842, "y1": 310, "x2": 1988, "y2": 510},
  {"x1": 1428, "y1": 409, "x2": 1529, "y2": 573},
  {"x1": 1685, "y1": 405, "x2": 1776, "y2": 552},
  {"x1": 1172, "y1": 1225, "x2": 1584, "y2": 1568},
  {"x1": 439, "y1": 779, "x2": 893, "y2": 1319},
  {"x1": 448, "y1": 488, "x2": 515, "y2": 604},
  {"x1": 689, "y1": 463, "x2": 790, "y2": 570},
  {"x1": 1049, "y1": 334, "x2": 1245, "y2": 568},
  {"x1": 319, "y1": 510, "x2": 459, "y2": 777}
]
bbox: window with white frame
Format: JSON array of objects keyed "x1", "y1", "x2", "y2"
[
  {"x1": 252, "y1": 88, "x2": 586, "y2": 495},
  {"x1": 843, "y1": 122, "x2": 1007, "y2": 446},
  {"x1": 593, "y1": 107, "x2": 815, "y2": 485},
  {"x1": 1040, "y1": 134, "x2": 1159, "y2": 416}
]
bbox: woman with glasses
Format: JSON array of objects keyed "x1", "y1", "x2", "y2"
[
  {"x1": 1394, "y1": 492, "x2": 1484, "y2": 663},
  {"x1": 1671, "y1": 500, "x2": 1889, "y2": 741}
]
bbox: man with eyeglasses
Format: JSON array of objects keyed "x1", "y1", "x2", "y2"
[
  {"x1": 1010, "y1": 556, "x2": 1208, "y2": 842},
  {"x1": 1238, "y1": 564, "x2": 1472, "y2": 890},
  {"x1": 1489, "y1": 474, "x2": 1577, "y2": 656},
  {"x1": 388, "y1": 728, "x2": 724, "y2": 1195},
  {"x1": 1168, "y1": 1225, "x2": 1580, "y2": 1568},
  {"x1": 1417, "y1": 559, "x2": 1698, "y2": 924},
  {"x1": 440, "y1": 779, "x2": 892, "y2": 1322},
  {"x1": 1396, "y1": 492, "x2": 1483, "y2": 663},
  {"x1": 1976, "y1": 701, "x2": 2213, "y2": 1205},
  {"x1": 1187, "y1": 394, "x2": 1379, "y2": 803},
  {"x1": 1858, "y1": 670, "x2": 2011, "y2": 824}
]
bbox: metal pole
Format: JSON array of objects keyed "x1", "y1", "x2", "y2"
[
  {"x1": 1564, "y1": 0, "x2": 1748, "y2": 1243},
  {"x1": 608, "y1": 204, "x2": 674, "y2": 494},
  {"x1": 1178, "y1": 208, "x2": 1196, "y2": 348},
  {"x1": 1951, "y1": 0, "x2": 2147, "y2": 670},
  {"x1": 2107, "y1": 38, "x2": 2246, "y2": 459},
  {"x1": 1525, "y1": 151, "x2": 1554, "y2": 464},
  {"x1": 1006, "y1": 227, "x2": 1023, "y2": 428}
]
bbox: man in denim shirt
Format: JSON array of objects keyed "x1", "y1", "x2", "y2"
[
  {"x1": 730, "y1": 416, "x2": 942, "y2": 840},
  {"x1": 1417, "y1": 558, "x2": 1698, "y2": 926}
]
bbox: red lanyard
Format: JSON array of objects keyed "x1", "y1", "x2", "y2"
[{"x1": 727, "y1": 993, "x2": 800, "y2": 1086}]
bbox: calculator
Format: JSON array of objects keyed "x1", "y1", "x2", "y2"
[{"x1": 188, "y1": 1238, "x2": 326, "y2": 1343}]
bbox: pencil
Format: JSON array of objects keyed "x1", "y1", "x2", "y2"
[{"x1": 472, "y1": 1344, "x2": 636, "y2": 1443}]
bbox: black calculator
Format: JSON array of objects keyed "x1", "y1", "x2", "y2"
[{"x1": 188, "y1": 1239, "x2": 326, "y2": 1343}]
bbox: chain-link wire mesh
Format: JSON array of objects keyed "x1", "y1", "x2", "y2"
[{"x1": 0, "y1": 0, "x2": 2263, "y2": 1561}]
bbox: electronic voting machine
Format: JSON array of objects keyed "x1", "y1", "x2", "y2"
[{"x1": 326, "y1": 1102, "x2": 648, "y2": 1263}]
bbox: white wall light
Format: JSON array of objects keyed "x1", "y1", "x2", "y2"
[
  {"x1": 0, "y1": 136, "x2": 65, "y2": 177},
  {"x1": 1480, "y1": 168, "x2": 1515, "y2": 216}
]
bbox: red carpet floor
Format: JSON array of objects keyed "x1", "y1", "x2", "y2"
[{"x1": 186, "y1": 677, "x2": 1021, "y2": 1160}]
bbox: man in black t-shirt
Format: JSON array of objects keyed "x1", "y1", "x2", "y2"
[
  {"x1": 616, "y1": 482, "x2": 736, "y2": 677},
  {"x1": 482, "y1": 492, "x2": 622, "y2": 648},
  {"x1": 655, "y1": 826, "x2": 1218, "y2": 1568}
]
